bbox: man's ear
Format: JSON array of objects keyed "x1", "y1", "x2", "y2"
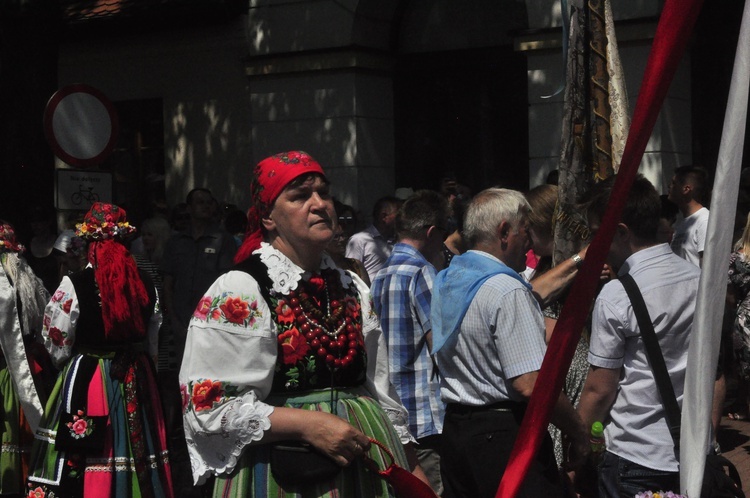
[
  {"x1": 615, "y1": 222, "x2": 629, "y2": 240},
  {"x1": 498, "y1": 221, "x2": 511, "y2": 242}
]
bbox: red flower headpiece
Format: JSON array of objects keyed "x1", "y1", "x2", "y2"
[
  {"x1": 76, "y1": 202, "x2": 137, "y2": 241},
  {"x1": 0, "y1": 223, "x2": 25, "y2": 253}
]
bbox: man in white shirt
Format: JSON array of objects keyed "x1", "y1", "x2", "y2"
[
  {"x1": 668, "y1": 165, "x2": 710, "y2": 266},
  {"x1": 667, "y1": 165, "x2": 725, "y2": 453},
  {"x1": 346, "y1": 196, "x2": 401, "y2": 281},
  {"x1": 576, "y1": 176, "x2": 701, "y2": 497}
]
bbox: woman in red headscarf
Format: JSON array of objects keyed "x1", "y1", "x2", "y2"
[
  {"x1": 26, "y1": 203, "x2": 173, "y2": 498},
  {"x1": 180, "y1": 151, "x2": 429, "y2": 497}
]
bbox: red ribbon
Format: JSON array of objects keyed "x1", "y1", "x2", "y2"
[
  {"x1": 496, "y1": 0, "x2": 705, "y2": 496},
  {"x1": 364, "y1": 438, "x2": 439, "y2": 498}
]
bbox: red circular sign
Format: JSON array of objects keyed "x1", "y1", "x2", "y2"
[{"x1": 43, "y1": 84, "x2": 119, "y2": 168}]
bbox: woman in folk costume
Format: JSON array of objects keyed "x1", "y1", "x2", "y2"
[
  {"x1": 0, "y1": 222, "x2": 50, "y2": 494},
  {"x1": 180, "y1": 151, "x2": 429, "y2": 498},
  {"x1": 26, "y1": 203, "x2": 173, "y2": 498}
]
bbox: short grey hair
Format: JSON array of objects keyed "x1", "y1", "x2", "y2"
[{"x1": 464, "y1": 188, "x2": 530, "y2": 247}]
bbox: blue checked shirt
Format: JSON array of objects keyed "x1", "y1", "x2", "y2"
[
  {"x1": 434, "y1": 250, "x2": 547, "y2": 406},
  {"x1": 371, "y1": 243, "x2": 444, "y2": 439}
]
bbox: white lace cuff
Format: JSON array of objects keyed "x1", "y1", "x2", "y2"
[
  {"x1": 224, "y1": 395, "x2": 275, "y2": 444},
  {"x1": 187, "y1": 392, "x2": 276, "y2": 483}
]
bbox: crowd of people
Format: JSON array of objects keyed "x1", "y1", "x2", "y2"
[{"x1": 0, "y1": 154, "x2": 746, "y2": 498}]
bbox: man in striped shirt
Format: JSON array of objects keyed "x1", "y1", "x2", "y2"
[{"x1": 371, "y1": 189, "x2": 451, "y2": 496}]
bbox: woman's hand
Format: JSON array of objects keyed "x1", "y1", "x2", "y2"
[
  {"x1": 267, "y1": 407, "x2": 370, "y2": 465},
  {"x1": 299, "y1": 411, "x2": 372, "y2": 466}
]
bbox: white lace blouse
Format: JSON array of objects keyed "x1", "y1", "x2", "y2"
[{"x1": 180, "y1": 243, "x2": 412, "y2": 485}]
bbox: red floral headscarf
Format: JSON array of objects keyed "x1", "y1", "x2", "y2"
[
  {"x1": 235, "y1": 151, "x2": 326, "y2": 264},
  {"x1": 0, "y1": 223, "x2": 25, "y2": 253},
  {"x1": 78, "y1": 203, "x2": 150, "y2": 341}
]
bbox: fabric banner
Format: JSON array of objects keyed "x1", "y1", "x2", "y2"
[
  {"x1": 605, "y1": 0, "x2": 630, "y2": 171},
  {"x1": 680, "y1": 1, "x2": 750, "y2": 495},
  {"x1": 553, "y1": 0, "x2": 628, "y2": 265},
  {"x1": 496, "y1": 0, "x2": 705, "y2": 496},
  {"x1": 554, "y1": 0, "x2": 593, "y2": 266}
]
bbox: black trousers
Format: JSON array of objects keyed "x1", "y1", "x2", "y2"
[{"x1": 440, "y1": 402, "x2": 564, "y2": 498}]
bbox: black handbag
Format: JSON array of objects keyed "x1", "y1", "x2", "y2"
[
  {"x1": 620, "y1": 274, "x2": 745, "y2": 498},
  {"x1": 269, "y1": 441, "x2": 341, "y2": 486}
]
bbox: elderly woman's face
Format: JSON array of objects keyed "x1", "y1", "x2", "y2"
[{"x1": 265, "y1": 175, "x2": 335, "y2": 251}]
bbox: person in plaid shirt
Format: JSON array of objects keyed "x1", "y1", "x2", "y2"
[{"x1": 371, "y1": 189, "x2": 451, "y2": 495}]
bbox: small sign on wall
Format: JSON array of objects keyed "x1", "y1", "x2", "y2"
[{"x1": 56, "y1": 170, "x2": 112, "y2": 211}]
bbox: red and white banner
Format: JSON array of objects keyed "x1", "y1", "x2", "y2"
[{"x1": 497, "y1": 0, "x2": 705, "y2": 495}]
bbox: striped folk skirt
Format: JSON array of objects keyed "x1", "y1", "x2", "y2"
[
  {"x1": 26, "y1": 351, "x2": 173, "y2": 498},
  {"x1": 213, "y1": 389, "x2": 409, "y2": 498}
]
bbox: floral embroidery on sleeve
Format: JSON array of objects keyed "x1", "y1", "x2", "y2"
[
  {"x1": 48, "y1": 327, "x2": 73, "y2": 347},
  {"x1": 42, "y1": 278, "x2": 78, "y2": 368},
  {"x1": 189, "y1": 379, "x2": 239, "y2": 412},
  {"x1": 192, "y1": 293, "x2": 262, "y2": 327},
  {"x1": 50, "y1": 289, "x2": 73, "y2": 313}
]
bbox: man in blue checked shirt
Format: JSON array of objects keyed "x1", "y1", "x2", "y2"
[{"x1": 371, "y1": 189, "x2": 452, "y2": 496}]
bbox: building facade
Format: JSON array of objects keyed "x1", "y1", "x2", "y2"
[{"x1": 50, "y1": 0, "x2": 728, "y2": 223}]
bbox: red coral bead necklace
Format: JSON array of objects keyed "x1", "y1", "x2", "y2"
[{"x1": 286, "y1": 270, "x2": 362, "y2": 369}]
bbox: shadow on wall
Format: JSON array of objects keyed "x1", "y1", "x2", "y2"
[
  {"x1": 244, "y1": 78, "x2": 365, "y2": 209},
  {"x1": 165, "y1": 99, "x2": 252, "y2": 207}
]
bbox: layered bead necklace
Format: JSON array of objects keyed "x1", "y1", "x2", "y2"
[{"x1": 284, "y1": 269, "x2": 364, "y2": 370}]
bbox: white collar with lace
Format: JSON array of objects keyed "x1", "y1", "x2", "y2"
[{"x1": 254, "y1": 242, "x2": 349, "y2": 295}]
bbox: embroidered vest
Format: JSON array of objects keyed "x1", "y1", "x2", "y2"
[{"x1": 235, "y1": 255, "x2": 367, "y2": 393}]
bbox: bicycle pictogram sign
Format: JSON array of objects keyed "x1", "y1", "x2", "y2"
[{"x1": 71, "y1": 184, "x2": 100, "y2": 206}]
